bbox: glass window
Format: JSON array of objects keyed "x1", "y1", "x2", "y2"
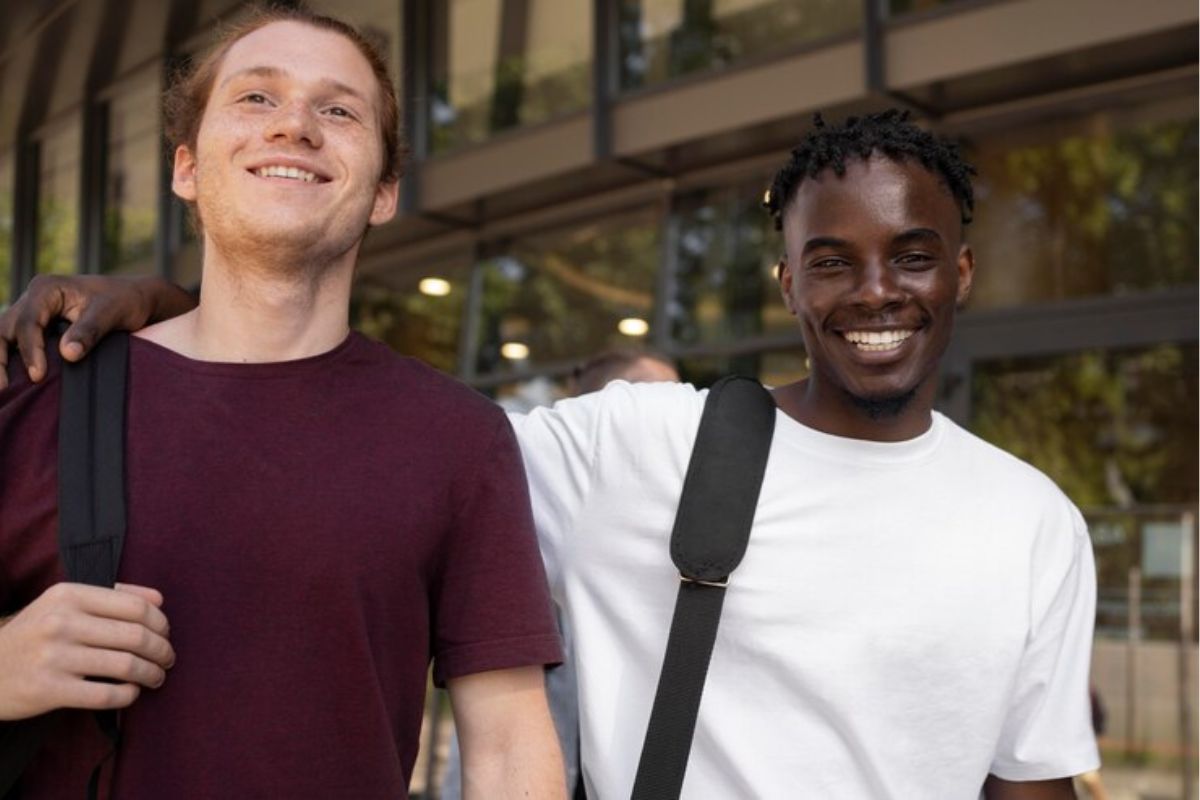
[
  {"x1": 671, "y1": 179, "x2": 787, "y2": 347},
  {"x1": 618, "y1": 0, "x2": 861, "y2": 91},
  {"x1": 971, "y1": 343, "x2": 1198, "y2": 509},
  {"x1": 475, "y1": 207, "x2": 661, "y2": 375},
  {"x1": 678, "y1": 348, "x2": 807, "y2": 389},
  {"x1": 966, "y1": 100, "x2": 1198, "y2": 309},
  {"x1": 429, "y1": 0, "x2": 592, "y2": 153},
  {"x1": 352, "y1": 259, "x2": 472, "y2": 374},
  {"x1": 0, "y1": 152, "x2": 12, "y2": 307},
  {"x1": 36, "y1": 120, "x2": 82, "y2": 278},
  {"x1": 972, "y1": 343, "x2": 1198, "y2": 642},
  {"x1": 887, "y1": 0, "x2": 970, "y2": 15},
  {"x1": 104, "y1": 71, "x2": 161, "y2": 276}
]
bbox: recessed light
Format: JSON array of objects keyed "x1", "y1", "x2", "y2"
[
  {"x1": 500, "y1": 342, "x2": 530, "y2": 360},
  {"x1": 618, "y1": 317, "x2": 649, "y2": 337},
  {"x1": 418, "y1": 277, "x2": 452, "y2": 296}
]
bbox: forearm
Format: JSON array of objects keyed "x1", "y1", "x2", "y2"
[
  {"x1": 460, "y1": 727, "x2": 565, "y2": 800},
  {"x1": 983, "y1": 775, "x2": 1077, "y2": 799}
]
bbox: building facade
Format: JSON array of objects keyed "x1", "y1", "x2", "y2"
[{"x1": 1, "y1": 0, "x2": 1196, "y2": 794}]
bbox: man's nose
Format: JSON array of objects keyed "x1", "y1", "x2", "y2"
[
  {"x1": 264, "y1": 102, "x2": 323, "y2": 148},
  {"x1": 854, "y1": 259, "x2": 905, "y2": 309}
]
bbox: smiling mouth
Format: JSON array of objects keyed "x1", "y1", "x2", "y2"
[
  {"x1": 251, "y1": 165, "x2": 328, "y2": 184},
  {"x1": 841, "y1": 329, "x2": 915, "y2": 352}
]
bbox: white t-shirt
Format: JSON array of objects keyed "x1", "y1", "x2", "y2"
[{"x1": 511, "y1": 381, "x2": 1100, "y2": 800}]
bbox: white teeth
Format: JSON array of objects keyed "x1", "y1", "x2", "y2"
[
  {"x1": 255, "y1": 165, "x2": 318, "y2": 183},
  {"x1": 842, "y1": 329, "x2": 914, "y2": 351}
]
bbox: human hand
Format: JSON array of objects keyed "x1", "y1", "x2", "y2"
[
  {"x1": 0, "y1": 274, "x2": 196, "y2": 389},
  {"x1": 0, "y1": 583, "x2": 176, "y2": 721}
]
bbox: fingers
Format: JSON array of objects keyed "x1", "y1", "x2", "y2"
[
  {"x1": 114, "y1": 582, "x2": 165, "y2": 608},
  {"x1": 58, "y1": 646, "x2": 168, "y2": 690},
  {"x1": 56, "y1": 678, "x2": 142, "y2": 712},
  {"x1": 13, "y1": 277, "x2": 67, "y2": 384},
  {"x1": 73, "y1": 617, "x2": 175, "y2": 671},
  {"x1": 46, "y1": 583, "x2": 170, "y2": 638}
]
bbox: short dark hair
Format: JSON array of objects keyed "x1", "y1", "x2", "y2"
[
  {"x1": 762, "y1": 109, "x2": 976, "y2": 231},
  {"x1": 573, "y1": 347, "x2": 676, "y2": 395}
]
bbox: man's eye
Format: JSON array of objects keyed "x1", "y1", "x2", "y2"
[
  {"x1": 326, "y1": 106, "x2": 354, "y2": 119},
  {"x1": 242, "y1": 93, "x2": 269, "y2": 104},
  {"x1": 896, "y1": 253, "x2": 934, "y2": 268},
  {"x1": 811, "y1": 258, "x2": 848, "y2": 269}
]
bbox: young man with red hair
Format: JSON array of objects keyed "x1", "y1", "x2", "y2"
[{"x1": 0, "y1": 8, "x2": 564, "y2": 798}]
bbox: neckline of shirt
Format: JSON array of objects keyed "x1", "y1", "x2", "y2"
[
  {"x1": 130, "y1": 330, "x2": 361, "y2": 378},
  {"x1": 772, "y1": 407, "x2": 948, "y2": 467}
]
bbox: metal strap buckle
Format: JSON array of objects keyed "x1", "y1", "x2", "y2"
[{"x1": 679, "y1": 573, "x2": 729, "y2": 589}]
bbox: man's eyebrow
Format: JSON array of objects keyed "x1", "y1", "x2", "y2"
[
  {"x1": 893, "y1": 228, "x2": 943, "y2": 246},
  {"x1": 219, "y1": 66, "x2": 370, "y2": 104},
  {"x1": 801, "y1": 236, "x2": 850, "y2": 255}
]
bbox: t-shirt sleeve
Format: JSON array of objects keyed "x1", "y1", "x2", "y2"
[
  {"x1": 989, "y1": 505, "x2": 1101, "y2": 780},
  {"x1": 430, "y1": 413, "x2": 562, "y2": 686},
  {"x1": 507, "y1": 391, "x2": 608, "y2": 600}
]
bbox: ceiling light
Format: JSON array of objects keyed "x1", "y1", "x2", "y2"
[
  {"x1": 418, "y1": 277, "x2": 452, "y2": 297},
  {"x1": 500, "y1": 342, "x2": 530, "y2": 360},
  {"x1": 618, "y1": 317, "x2": 649, "y2": 337}
]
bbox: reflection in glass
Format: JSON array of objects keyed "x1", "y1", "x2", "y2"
[
  {"x1": 37, "y1": 121, "x2": 82, "y2": 277},
  {"x1": 678, "y1": 348, "x2": 806, "y2": 389},
  {"x1": 968, "y1": 104, "x2": 1198, "y2": 308},
  {"x1": 618, "y1": 0, "x2": 861, "y2": 91},
  {"x1": 429, "y1": 0, "x2": 591, "y2": 152},
  {"x1": 105, "y1": 71, "x2": 160, "y2": 275},
  {"x1": 351, "y1": 262, "x2": 471, "y2": 374},
  {"x1": 476, "y1": 207, "x2": 660, "y2": 374},
  {"x1": 671, "y1": 180, "x2": 787, "y2": 346},
  {"x1": 972, "y1": 344, "x2": 1198, "y2": 510},
  {"x1": 887, "y1": 0, "x2": 969, "y2": 15},
  {"x1": 0, "y1": 153, "x2": 12, "y2": 306}
]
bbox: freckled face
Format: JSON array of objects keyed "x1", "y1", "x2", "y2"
[
  {"x1": 779, "y1": 155, "x2": 973, "y2": 405},
  {"x1": 172, "y1": 21, "x2": 397, "y2": 264}
]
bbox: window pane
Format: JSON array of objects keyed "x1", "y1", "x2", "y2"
[
  {"x1": 0, "y1": 152, "x2": 12, "y2": 306},
  {"x1": 37, "y1": 121, "x2": 81, "y2": 277},
  {"x1": 105, "y1": 71, "x2": 160, "y2": 276},
  {"x1": 971, "y1": 344, "x2": 1198, "y2": 644},
  {"x1": 967, "y1": 102, "x2": 1198, "y2": 309},
  {"x1": 971, "y1": 344, "x2": 1198, "y2": 508},
  {"x1": 677, "y1": 348, "x2": 807, "y2": 389},
  {"x1": 352, "y1": 260, "x2": 472, "y2": 374},
  {"x1": 618, "y1": 0, "x2": 862, "y2": 91},
  {"x1": 476, "y1": 207, "x2": 660, "y2": 374},
  {"x1": 887, "y1": 0, "x2": 970, "y2": 15},
  {"x1": 670, "y1": 179, "x2": 787, "y2": 346},
  {"x1": 430, "y1": 0, "x2": 592, "y2": 153}
]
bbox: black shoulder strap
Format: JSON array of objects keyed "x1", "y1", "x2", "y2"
[
  {"x1": 57, "y1": 331, "x2": 130, "y2": 588},
  {"x1": 630, "y1": 375, "x2": 775, "y2": 800},
  {"x1": 0, "y1": 331, "x2": 129, "y2": 800}
]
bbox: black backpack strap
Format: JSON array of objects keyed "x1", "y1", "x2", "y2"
[
  {"x1": 630, "y1": 376, "x2": 775, "y2": 800},
  {"x1": 57, "y1": 331, "x2": 129, "y2": 589},
  {"x1": 0, "y1": 331, "x2": 129, "y2": 800}
]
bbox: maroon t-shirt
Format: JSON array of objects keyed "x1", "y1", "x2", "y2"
[{"x1": 0, "y1": 332, "x2": 561, "y2": 798}]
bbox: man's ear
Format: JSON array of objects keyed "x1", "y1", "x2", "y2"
[
  {"x1": 956, "y1": 244, "x2": 975, "y2": 307},
  {"x1": 172, "y1": 145, "x2": 198, "y2": 202},
  {"x1": 778, "y1": 258, "x2": 797, "y2": 315},
  {"x1": 369, "y1": 179, "x2": 400, "y2": 227}
]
